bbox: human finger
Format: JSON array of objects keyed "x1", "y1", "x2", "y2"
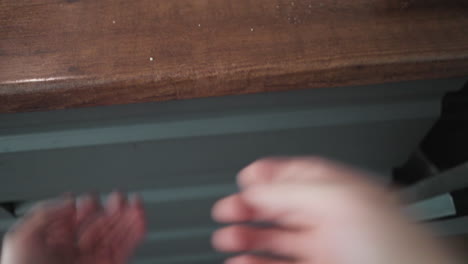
[
  {"x1": 225, "y1": 254, "x2": 299, "y2": 264},
  {"x1": 241, "y1": 183, "x2": 371, "y2": 225},
  {"x1": 212, "y1": 194, "x2": 254, "y2": 223},
  {"x1": 77, "y1": 193, "x2": 102, "y2": 225},
  {"x1": 106, "y1": 191, "x2": 127, "y2": 214},
  {"x1": 237, "y1": 157, "x2": 351, "y2": 188},
  {"x1": 212, "y1": 225, "x2": 307, "y2": 258}
]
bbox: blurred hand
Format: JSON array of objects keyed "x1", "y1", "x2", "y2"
[
  {"x1": 212, "y1": 157, "x2": 458, "y2": 264},
  {"x1": 1, "y1": 192, "x2": 146, "y2": 264}
]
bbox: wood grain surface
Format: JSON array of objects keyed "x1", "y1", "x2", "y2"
[{"x1": 1, "y1": 0, "x2": 468, "y2": 113}]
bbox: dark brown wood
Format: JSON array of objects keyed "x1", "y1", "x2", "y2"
[{"x1": 1, "y1": 0, "x2": 468, "y2": 113}]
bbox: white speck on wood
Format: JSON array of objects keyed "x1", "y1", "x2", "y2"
[
  {"x1": 149, "y1": 57, "x2": 154, "y2": 61},
  {"x1": 251, "y1": 28, "x2": 254, "y2": 32},
  {"x1": 198, "y1": 23, "x2": 201, "y2": 27},
  {"x1": 112, "y1": 20, "x2": 116, "y2": 24}
]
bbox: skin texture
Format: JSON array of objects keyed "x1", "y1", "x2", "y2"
[
  {"x1": 0, "y1": 157, "x2": 460, "y2": 264},
  {"x1": 211, "y1": 157, "x2": 459, "y2": 264},
  {"x1": 1, "y1": 192, "x2": 146, "y2": 264}
]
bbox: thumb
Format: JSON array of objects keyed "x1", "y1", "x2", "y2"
[{"x1": 10, "y1": 198, "x2": 76, "y2": 238}]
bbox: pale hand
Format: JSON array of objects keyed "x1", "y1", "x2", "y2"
[{"x1": 212, "y1": 157, "x2": 459, "y2": 264}]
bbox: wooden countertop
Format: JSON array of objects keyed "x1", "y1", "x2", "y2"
[{"x1": 1, "y1": 0, "x2": 468, "y2": 113}]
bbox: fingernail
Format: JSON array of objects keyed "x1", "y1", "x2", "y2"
[{"x1": 77, "y1": 193, "x2": 98, "y2": 206}]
